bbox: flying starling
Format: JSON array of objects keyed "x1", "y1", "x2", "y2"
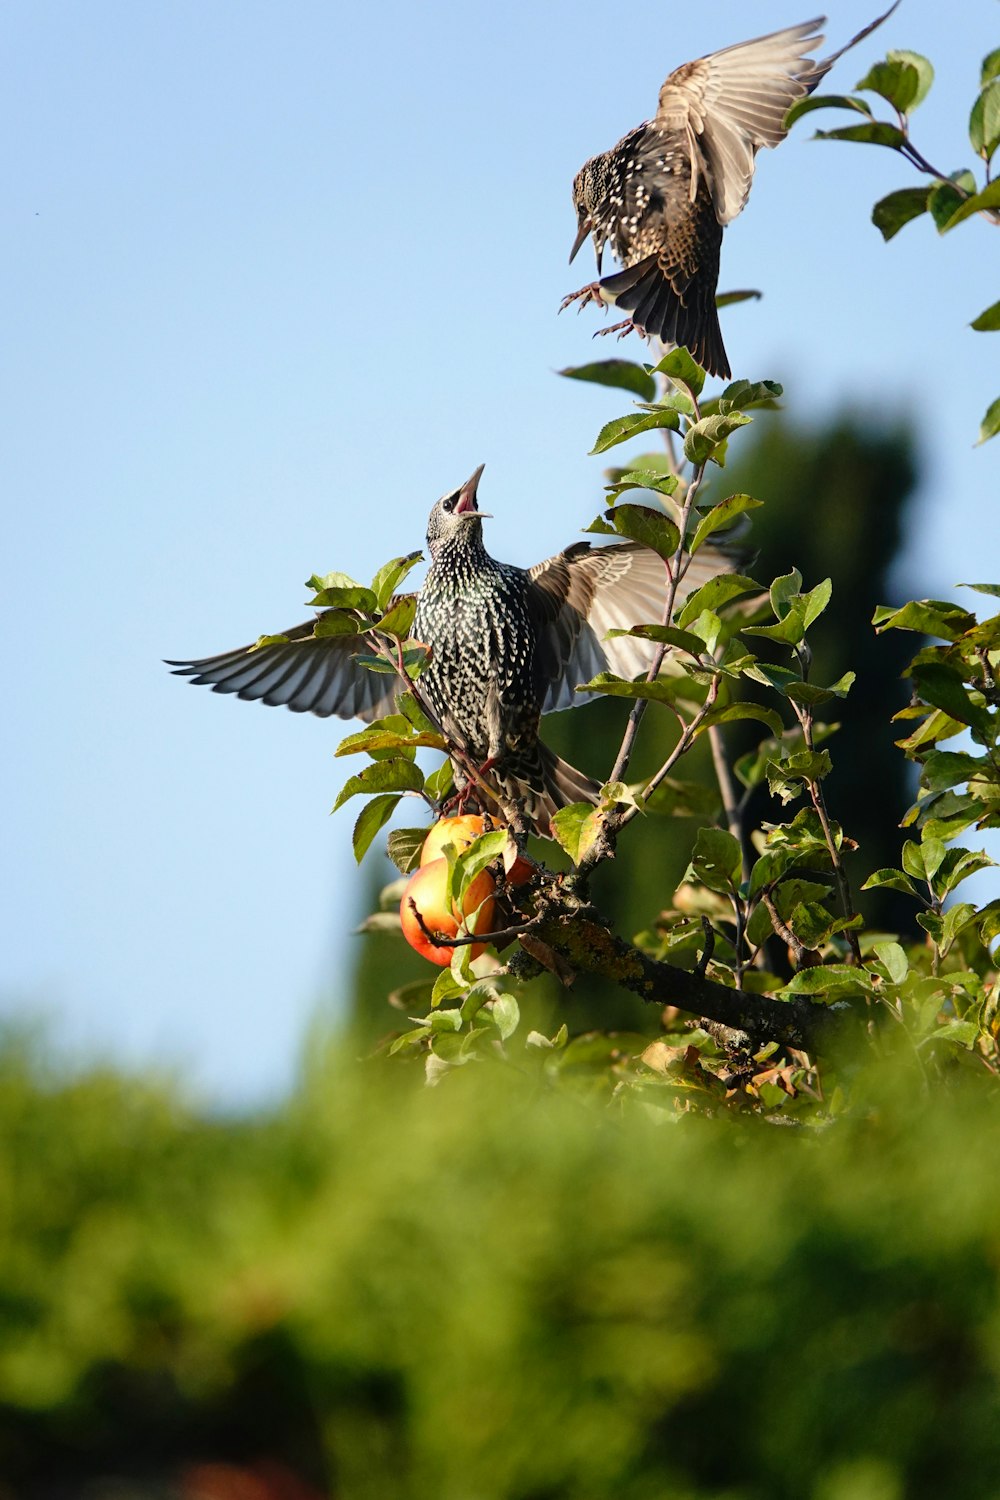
[
  {"x1": 563, "y1": 5, "x2": 897, "y2": 378},
  {"x1": 169, "y1": 467, "x2": 739, "y2": 835}
]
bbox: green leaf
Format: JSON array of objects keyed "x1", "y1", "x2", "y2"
[
  {"x1": 785, "y1": 672, "x2": 856, "y2": 706},
  {"x1": 352, "y1": 794, "x2": 401, "y2": 863},
  {"x1": 686, "y1": 827, "x2": 742, "y2": 894},
  {"x1": 603, "y1": 503, "x2": 680, "y2": 560},
  {"x1": 336, "y1": 726, "x2": 447, "y2": 757},
  {"x1": 960, "y1": 583, "x2": 1000, "y2": 599},
  {"x1": 644, "y1": 777, "x2": 722, "y2": 818},
  {"x1": 424, "y1": 760, "x2": 454, "y2": 803},
  {"x1": 387, "y1": 827, "x2": 427, "y2": 875},
  {"x1": 558, "y1": 359, "x2": 657, "y2": 402},
  {"x1": 912, "y1": 663, "x2": 992, "y2": 736},
  {"x1": 334, "y1": 758, "x2": 424, "y2": 811},
  {"x1": 787, "y1": 92, "x2": 874, "y2": 126},
  {"x1": 370, "y1": 552, "x2": 422, "y2": 610},
  {"x1": 608, "y1": 623, "x2": 706, "y2": 655},
  {"x1": 770, "y1": 569, "x2": 803, "y2": 618},
  {"x1": 677, "y1": 573, "x2": 760, "y2": 627},
  {"x1": 376, "y1": 596, "x2": 417, "y2": 639},
  {"x1": 782, "y1": 965, "x2": 872, "y2": 999},
  {"x1": 649, "y1": 347, "x2": 705, "y2": 396},
  {"x1": 983, "y1": 47, "x2": 1000, "y2": 87},
  {"x1": 427, "y1": 1007, "x2": 464, "y2": 1035},
  {"x1": 590, "y1": 408, "x2": 681, "y2": 454},
  {"x1": 715, "y1": 289, "x2": 763, "y2": 309},
  {"x1": 814, "y1": 122, "x2": 906, "y2": 148},
  {"x1": 801, "y1": 577, "x2": 833, "y2": 630},
  {"x1": 970, "y1": 80, "x2": 1000, "y2": 162},
  {"x1": 924, "y1": 1019, "x2": 979, "y2": 1050},
  {"x1": 716, "y1": 380, "x2": 783, "y2": 413},
  {"x1": 313, "y1": 611, "x2": 363, "y2": 639},
  {"x1": 901, "y1": 840, "x2": 927, "y2": 883},
  {"x1": 871, "y1": 186, "x2": 930, "y2": 240},
  {"x1": 978, "y1": 395, "x2": 1000, "y2": 445},
  {"x1": 690, "y1": 493, "x2": 762, "y2": 554},
  {"x1": 490, "y1": 993, "x2": 520, "y2": 1042},
  {"x1": 550, "y1": 802, "x2": 602, "y2": 865},
  {"x1": 743, "y1": 610, "x2": 807, "y2": 647},
  {"x1": 861, "y1": 867, "x2": 921, "y2": 897},
  {"x1": 928, "y1": 180, "x2": 968, "y2": 233},
  {"x1": 941, "y1": 902, "x2": 978, "y2": 955},
  {"x1": 766, "y1": 750, "x2": 833, "y2": 805},
  {"x1": 935, "y1": 846, "x2": 996, "y2": 898},
  {"x1": 873, "y1": 940, "x2": 908, "y2": 986},
  {"x1": 604, "y1": 468, "x2": 680, "y2": 499},
  {"x1": 920, "y1": 750, "x2": 991, "y2": 794},
  {"x1": 576, "y1": 673, "x2": 694, "y2": 706},
  {"x1": 687, "y1": 610, "x2": 722, "y2": 655},
  {"x1": 452, "y1": 831, "x2": 510, "y2": 899},
  {"x1": 430, "y1": 968, "x2": 467, "y2": 1009},
  {"x1": 936, "y1": 178, "x2": 1000, "y2": 231},
  {"x1": 683, "y1": 413, "x2": 753, "y2": 466},
  {"x1": 873, "y1": 598, "x2": 976, "y2": 640},
  {"x1": 971, "y1": 299, "x2": 1000, "y2": 332},
  {"x1": 308, "y1": 577, "x2": 378, "y2": 611},
  {"x1": 856, "y1": 52, "x2": 933, "y2": 113},
  {"x1": 696, "y1": 702, "x2": 785, "y2": 737},
  {"x1": 249, "y1": 632, "x2": 291, "y2": 650}
]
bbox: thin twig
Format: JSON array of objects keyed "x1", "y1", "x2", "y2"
[
  {"x1": 607, "y1": 382, "x2": 707, "y2": 788},
  {"x1": 407, "y1": 898, "x2": 543, "y2": 951},
  {"x1": 708, "y1": 723, "x2": 749, "y2": 884}
]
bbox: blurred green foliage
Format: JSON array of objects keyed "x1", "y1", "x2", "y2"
[{"x1": 3, "y1": 1026, "x2": 1000, "y2": 1499}]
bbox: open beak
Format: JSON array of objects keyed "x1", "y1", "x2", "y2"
[
  {"x1": 569, "y1": 217, "x2": 592, "y2": 264},
  {"x1": 455, "y1": 463, "x2": 489, "y2": 516}
]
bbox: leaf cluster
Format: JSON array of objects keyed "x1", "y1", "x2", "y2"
[{"x1": 790, "y1": 41, "x2": 1000, "y2": 440}]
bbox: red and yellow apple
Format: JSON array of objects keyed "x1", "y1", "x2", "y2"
[{"x1": 399, "y1": 856, "x2": 497, "y2": 966}]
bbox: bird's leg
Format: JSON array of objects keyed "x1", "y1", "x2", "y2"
[
  {"x1": 558, "y1": 282, "x2": 606, "y2": 315},
  {"x1": 593, "y1": 318, "x2": 637, "y2": 341}
]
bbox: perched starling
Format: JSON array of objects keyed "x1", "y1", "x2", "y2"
[
  {"x1": 563, "y1": 5, "x2": 897, "y2": 377},
  {"x1": 169, "y1": 467, "x2": 739, "y2": 835}
]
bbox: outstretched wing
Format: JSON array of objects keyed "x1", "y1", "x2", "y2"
[
  {"x1": 656, "y1": 17, "x2": 827, "y2": 226},
  {"x1": 167, "y1": 616, "x2": 402, "y2": 722},
  {"x1": 656, "y1": 5, "x2": 897, "y2": 226},
  {"x1": 526, "y1": 540, "x2": 745, "y2": 714}
]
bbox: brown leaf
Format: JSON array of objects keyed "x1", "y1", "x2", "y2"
[{"x1": 519, "y1": 933, "x2": 576, "y2": 986}]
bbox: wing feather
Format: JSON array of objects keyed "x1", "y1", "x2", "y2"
[
  {"x1": 528, "y1": 540, "x2": 746, "y2": 715},
  {"x1": 656, "y1": 6, "x2": 898, "y2": 225},
  {"x1": 167, "y1": 617, "x2": 400, "y2": 723}
]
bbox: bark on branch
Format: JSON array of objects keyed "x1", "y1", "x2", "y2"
[{"x1": 528, "y1": 911, "x2": 857, "y2": 1056}]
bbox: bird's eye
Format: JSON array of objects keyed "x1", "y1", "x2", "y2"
[{"x1": 443, "y1": 496, "x2": 456, "y2": 513}]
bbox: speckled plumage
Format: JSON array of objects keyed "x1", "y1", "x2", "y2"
[
  {"x1": 565, "y1": 7, "x2": 897, "y2": 377},
  {"x1": 169, "y1": 468, "x2": 741, "y2": 835}
]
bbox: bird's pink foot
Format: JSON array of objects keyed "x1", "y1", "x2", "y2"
[
  {"x1": 593, "y1": 318, "x2": 636, "y2": 340},
  {"x1": 559, "y1": 283, "x2": 605, "y2": 315}
]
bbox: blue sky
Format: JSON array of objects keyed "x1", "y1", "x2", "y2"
[{"x1": 4, "y1": 0, "x2": 997, "y2": 1107}]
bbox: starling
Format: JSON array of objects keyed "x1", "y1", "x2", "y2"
[
  {"x1": 169, "y1": 467, "x2": 739, "y2": 835},
  {"x1": 563, "y1": 5, "x2": 897, "y2": 378}
]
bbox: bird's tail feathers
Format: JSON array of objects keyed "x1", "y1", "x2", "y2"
[
  {"x1": 601, "y1": 258, "x2": 731, "y2": 380},
  {"x1": 528, "y1": 744, "x2": 600, "y2": 838}
]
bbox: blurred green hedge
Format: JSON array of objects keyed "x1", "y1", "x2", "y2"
[{"x1": 1, "y1": 1029, "x2": 999, "y2": 1500}]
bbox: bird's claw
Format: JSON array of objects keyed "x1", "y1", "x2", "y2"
[
  {"x1": 559, "y1": 283, "x2": 605, "y2": 316},
  {"x1": 593, "y1": 319, "x2": 636, "y2": 341}
]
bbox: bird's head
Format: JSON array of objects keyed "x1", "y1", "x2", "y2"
[
  {"x1": 569, "y1": 158, "x2": 602, "y2": 265},
  {"x1": 426, "y1": 464, "x2": 490, "y2": 556}
]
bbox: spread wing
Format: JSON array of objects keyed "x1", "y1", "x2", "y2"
[
  {"x1": 655, "y1": 7, "x2": 897, "y2": 227},
  {"x1": 167, "y1": 615, "x2": 403, "y2": 722},
  {"x1": 527, "y1": 540, "x2": 746, "y2": 714}
]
